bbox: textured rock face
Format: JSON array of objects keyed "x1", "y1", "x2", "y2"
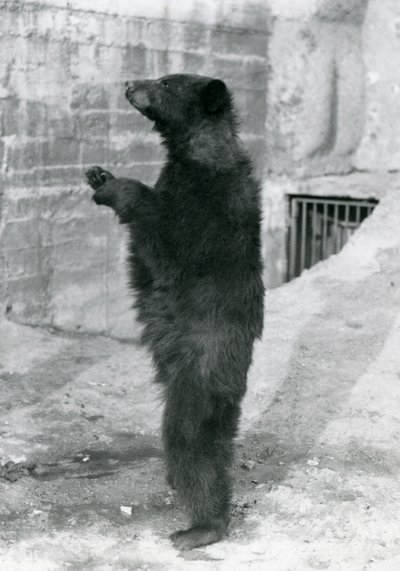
[
  {"x1": 265, "y1": 0, "x2": 368, "y2": 177},
  {"x1": 354, "y1": 0, "x2": 400, "y2": 170},
  {"x1": 265, "y1": 0, "x2": 400, "y2": 177}
]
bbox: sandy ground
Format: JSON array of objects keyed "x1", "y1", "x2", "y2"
[{"x1": 1, "y1": 188, "x2": 400, "y2": 570}]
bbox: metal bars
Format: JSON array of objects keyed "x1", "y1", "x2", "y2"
[{"x1": 287, "y1": 195, "x2": 378, "y2": 281}]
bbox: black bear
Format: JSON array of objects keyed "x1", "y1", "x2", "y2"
[{"x1": 85, "y1": 74, "x2": 264, "y2": 550}]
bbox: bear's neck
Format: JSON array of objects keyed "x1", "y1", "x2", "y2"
[{"x1": 164, "y1": 118, "x2": 244, "y2": 172}]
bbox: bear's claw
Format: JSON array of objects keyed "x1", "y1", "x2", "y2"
[{"x1": 85, "y1": 166, "x2": 114, "y2": 190}]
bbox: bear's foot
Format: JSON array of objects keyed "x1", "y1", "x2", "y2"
[
  {"x1": 85, "y1": 166, "x2": 114, "y2": 190},
  {"x1": 170, "y1": 525, "x2": 226, "y2": 550}
]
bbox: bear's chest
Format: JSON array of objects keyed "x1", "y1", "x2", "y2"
[{"x1": 161, "y1": 185, "x2": 222, "y2": 244}]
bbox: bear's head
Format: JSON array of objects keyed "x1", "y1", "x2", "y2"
[{"x1": 125, "y1": 74, "x2": 238, "y2": 159}]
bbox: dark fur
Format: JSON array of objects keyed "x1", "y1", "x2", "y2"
[{"x1": 85, "y1": 74, "x2": 264, "y2": 550}]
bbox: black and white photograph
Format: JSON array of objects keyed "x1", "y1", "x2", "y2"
[{"x1": 0, "y1": 0, "x2": 399, "y2": 569}]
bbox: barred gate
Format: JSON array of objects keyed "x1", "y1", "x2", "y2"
[{"x1": 287, "y1": 195, "x2": 378, "y2": 281}]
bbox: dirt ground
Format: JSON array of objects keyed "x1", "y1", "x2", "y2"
[{"x1": 1, "y1": 188, "x2": 400, "y2": 571}]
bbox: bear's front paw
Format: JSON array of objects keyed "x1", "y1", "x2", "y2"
[
  {"x1": 91, "y1": 186, "x2": 116, "y2": 208},
  {"x1": 85, "y1": 166, "x2": 114, "y2": 190}
]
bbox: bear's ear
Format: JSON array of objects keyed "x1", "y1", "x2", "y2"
[{"x1": 200, "y1": 79, "x2": 229, "y2": 113}]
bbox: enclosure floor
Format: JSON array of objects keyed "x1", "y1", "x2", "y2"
[{"x1": 1, "y1": 189, "x2": 400, "y2": 570}]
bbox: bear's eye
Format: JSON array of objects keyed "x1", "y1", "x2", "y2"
[{"x1": 161, "y1": 80, "x2": 170, "y2": 88}]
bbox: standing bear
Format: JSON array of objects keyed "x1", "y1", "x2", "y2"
[{"x1": 85, "y1": 74, "x2": 264, "y2": 550}]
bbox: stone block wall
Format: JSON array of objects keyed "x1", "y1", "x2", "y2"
[{"x1": 0, "y1": 0, "x2": 268, "y2": 337}]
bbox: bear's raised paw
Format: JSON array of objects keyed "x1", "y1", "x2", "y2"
[{"x1": 85, "y1": 166, "x2": 114, "y2": 190}]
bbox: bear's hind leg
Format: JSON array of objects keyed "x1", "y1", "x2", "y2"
[{"x1": 163, "y1": 384, "x2": 240, "y2": 550}]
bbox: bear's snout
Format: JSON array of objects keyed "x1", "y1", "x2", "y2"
[{"x1": 125, "y1": 80, "x2": 153, "y2": 111}]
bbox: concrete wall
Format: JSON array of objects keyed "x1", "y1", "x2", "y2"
[
  {"x1": 0, "y1": 0, "x2": 268, "y2": 337},
  {"x1": 265, "y1": 0, "x2": 368, "y2": 178},
  {"x1": 354, "y1": 0, "x2": 400, "y2": 170}
]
